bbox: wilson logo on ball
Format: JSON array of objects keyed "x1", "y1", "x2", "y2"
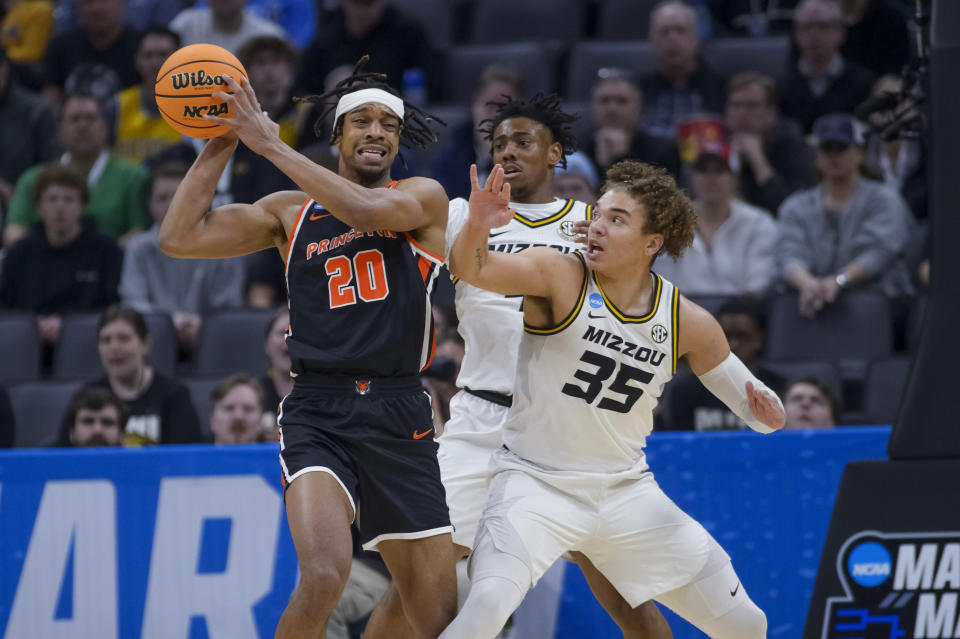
[
  {"x1": 171, "y1": 70, "x2": 227, "y2": 90},
  {"x1": 183, "y1": 103, "x2": 229, "y2": 118}
]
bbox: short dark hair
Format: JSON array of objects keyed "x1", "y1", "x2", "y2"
[
  {"x1": 148, "y1": 162, "x2": 188, "y2": 195},
  {"x1": 601, "y1": 160, "x2": 697, "y2": 260},
  {"x1": 211, "y1": 373, "x2": 265, "y2": 407},
  {"x1": 66, "y1": 387, "x2": 129, "y2": 433},
  {"x1": 138, "y1": 26, "x2": 180, "y2": 51},
  {"x1": 61, "y1": 90, "x2": 108, "y2": 120},
  {"x1": 98, "y1": 305, "x2": 150, "y2": 342},
  {"x1": 716, "y1": 296, "x2": 767, "y2": 333},
  {"x1": 783, "y1": 376, "x2": 841, "y2": 423},
  {"x1": 238, "y1": 35, "x2": 297, "y2": 69},
  {"x1": 33, "y1": 164, "x2": 89, "y2": 206},
  {"x1": 478, "y1": 93, "x2": 579, "y2": 168},
  {"x1": 728, "y1": 72, "x2": 778, "y2": 107}
]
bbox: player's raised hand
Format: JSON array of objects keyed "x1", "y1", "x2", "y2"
[
  {"x1": 469, "y1": 164, "x2": 515, "y2": 228},
  {"x1": 746, "y1": 381, "x2": 785, "y2": 431},
  {"x1": 571, "y1": 219, "x2": 591, "y2": 246},
  {"x1": 206, "y1": 74, "x2": 281, "y2": 156}
]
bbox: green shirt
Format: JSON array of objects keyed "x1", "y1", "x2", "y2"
[{"x1": 8, "y1": 154, "x2": 148, "y2": 238}]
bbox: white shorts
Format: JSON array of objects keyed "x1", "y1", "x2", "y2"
[
  {"x1": 436, "y1": 391, "x2": 507, "y2": 549},
  {"x1": 474, "y1": 451, "x2": 724, "y2": 607}
]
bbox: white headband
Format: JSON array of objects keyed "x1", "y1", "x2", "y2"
[{"x1": 333, "y1": 89, "x2": 405, "y2": 133}]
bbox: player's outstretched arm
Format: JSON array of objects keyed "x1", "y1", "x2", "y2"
[
  {"x1": 205, "y1": 74, "x2": 441, "y2": 234},
  {"x1": 449, "y1": 165, "x2": 569, "y2": 298},
  {"x1": 157, "y1": 134, "x2": 295, "y2": 259},
  {"x1": 679, "y1": 296, "x2": 785, "y2": 433}
]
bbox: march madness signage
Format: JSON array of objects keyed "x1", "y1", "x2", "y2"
[
  {"x1": 822, "y1": 531, "x2": 960, "y2": 638},
  {"x1": 805, "y1": 460, "x2": 960, "y2": 639}
]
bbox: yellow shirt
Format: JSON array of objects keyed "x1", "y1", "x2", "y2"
[
  {"x1": 115, "y1": 86, "x2": 182, "y2": 163},
  {"x1": 1, "y1": 0, "x2": 54, "y2": 62}
]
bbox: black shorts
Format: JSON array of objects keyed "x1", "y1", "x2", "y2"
[{"x1": 277, "y1": 374, "x2": 451, "y2": 551}]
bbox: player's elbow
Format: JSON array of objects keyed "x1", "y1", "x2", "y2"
[{"x1": 156, "y1": 223, "x2": 189, "y2": 258}]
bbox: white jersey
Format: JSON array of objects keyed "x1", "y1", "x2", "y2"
[
  {"x1": 446, "y1": 197, "x2": 593, "y2": 395},
  {"x1": 502, "y1": 257, "x2": 680, "y2": 474}
]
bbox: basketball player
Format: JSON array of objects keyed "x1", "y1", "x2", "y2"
[
  {"x1": 378, "y1": 95, "x2": 673, "y2": 638},
  {"x1": 438, "y1": 161, "x2": 785, "y2": 639},
  {"x1": 158, "y1": 60, "x2": 456, "y2": 639}
]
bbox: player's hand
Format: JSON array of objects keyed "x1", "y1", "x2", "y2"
[
  {"x1": 206, "y1": 74, "x2": 281, "y2": 156},
  {"x1": 746, "y1": 381, "x2": 785, "y2": 431},
  {"x1": 469, "y1": 164, "x2": 515, "y2": 228},
  {"x1": 571, "y1": 219, "x2": 591, "y2": 245}
]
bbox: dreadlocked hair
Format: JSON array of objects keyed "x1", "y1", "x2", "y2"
[
  {"x1": 477, "y1": 93, "x2": 578, "y2": 168},
  {"x1": 601, "y1": 160, "x2": 697, "y2": 261},
  {"x1": 294, "y1": 56, "x2": 444, "y2": 151}
]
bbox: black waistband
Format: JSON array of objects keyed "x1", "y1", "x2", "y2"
[
  {"x1": 293, "y1": 373, "x2": 424, "y2": 394},
  {"x1": 465, "y1": 387, "x2": 513, "y2": 408}
]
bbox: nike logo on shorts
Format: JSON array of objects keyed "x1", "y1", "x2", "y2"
[{"x1": 413, "y1": 428, "x2": 433, "y2": 440}]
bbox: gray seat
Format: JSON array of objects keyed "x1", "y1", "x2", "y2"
[
  {"x1": 758, "y1": 359, "x2": 843, "y2": 400},
  {"x1": 470, "y1": 0, "x2": 585, "y2": 43},
  {"x1": 564, "y1": 41, "x2": 657, "y2": 100},
  {"x1": 183, "y1": 376, "x2": 222, "y2": 442},
  {"x1": 596, "y1": 0, "x2": 659, "y2": 40},
  {"x1": 702, "y1": 37, "x2": 791, "y2": 80},
  {"x1": 864, "y1": 356, "x2": 912, "y2": 425},
  {"x1": 0, "y1": 313, "x2": 40, "y2": 383},
  {"x1": 193, "y1": 309, "x2": 273, "y2": 378},
  {"x1": 9, "y1": 380, "x2": 84, "y2": 448},
  {"x1": 53, "y1": 312, "x2": 178, "y2": 380},
  {"x1": 392, "y1": 0, "x2": 453, "y2": 50},
  {"x1": 766, "y1": 293, "x2": 893, "y2": 380},
  {"x1": 443, "y1": 43, "x2": 554, "y2": 103}
]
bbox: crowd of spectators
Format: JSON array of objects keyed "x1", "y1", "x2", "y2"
[{"x1": 0, "y1": 0, "x2": 929, "y2": 445}]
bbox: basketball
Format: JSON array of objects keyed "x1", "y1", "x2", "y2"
[{"x1": 154, "y1": 43, "x2": 248, "y2": 139}]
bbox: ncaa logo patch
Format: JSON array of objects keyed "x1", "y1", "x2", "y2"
[
  {"x1": 589, "y1": 293, "x2": 603, "y2": 308},
  {"x1": 651, "y1": 324, "x2": 668, "y2": 344},
  {"x1": 558, "y1": 220, "x2": 579, "y2": 240}
]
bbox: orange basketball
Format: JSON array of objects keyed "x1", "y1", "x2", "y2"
[{"x1": 155, "y1": 43, "x2": 248, "y2": 139}]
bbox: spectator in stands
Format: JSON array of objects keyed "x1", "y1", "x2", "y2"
[
  {"x1": 0, "y1": 387, "x2": 14, "y2": 448},
  {"x1": 112, "y1": 27, "x2": 181, "y2": 163},
  {"x1": 298, "y1": 0, "x2": 434, "y2": 101},
  {"x1": 860, "y1": 75, "x2": 928, "y2": 220},
  {"x1": 777, "y1": 113, "x2": 914, "y2": 318},
  {"x1": 586, "y1": 68, "x2": 681, "y2": 178},
  {"x1": 554, "y1": 151, "x2": 598, "y2": 205},
  {"x1": 237, "y1": 35, "x2": 310, "y2": 151},
  {"x1": 421, "y1": 331, "x2": 464, "y2": 431},
  {"x1": 642, "y1": 0, "x2": 727, "y2": 138},
  {"x1": 655, "y1": 145, "x2": 777, "y2": 296},
  {"x1": 724, "y1": 72, "x2": 815, "y2": 213},
  {"x1": 0, "y1": 43, "x2": 58, "y2": 218},
  {"x1": 209, "y1": 374, "x2": 265, "y2": 445},
  {"x1": 5, "y1": 92, "x2": 148, "y2": 246},
  {"x1": 778, "y1": 0, "x2": 876, "y2": 132},
  {"x1": 840, "y1": 0, "x2": 910, "y2": 77},
  {"x1": 430, "y1": 65, "x2": 524, "y2": 201},
  {"x1": 63, "y1": 386, "x2": 127, "y2": 447},
  {"x1": 662, "y1": 297, "x2": 785, "y2": 431},
  {"x1": 259, "y1": 307, "x2": 291, "y2": 433},
  {"x1": 83, "y1": 305, "x2": 203, "y2": 445},
  {"x1": 782, "y1": 377, "x2": 838, "y2": 429},
  {"x1": 170, "y1": 0, "x2": 286, "y2": 54},
  {"x1": 707, "y1": 0, "x2": 798, "y2": 36},
  {"x1": 43, "y1": 0, "x2": 141, "y2": 106},
  {"x1": 120, "y1": 163, "x2": 244, "y2": 357},
  {"x1": 1, "y1": 0, "x2": 55, "y2": 81},
  {"x1": 0, "y1": 165, "x2": 122, "y2": 348}
]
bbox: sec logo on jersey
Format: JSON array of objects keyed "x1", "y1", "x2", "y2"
[{"x1": 651, "y1": 324, "x2": 668, "y2": 344}]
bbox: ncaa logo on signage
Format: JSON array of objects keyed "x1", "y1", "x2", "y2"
[
  {"x1": 847, "y1": 541, "x2": 891, "y2": 587},
  {"x1": 651, "y1": 324, "x2": 668, "y2": 344}
]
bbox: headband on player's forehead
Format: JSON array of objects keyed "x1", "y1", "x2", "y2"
[{"x1": 333, "y1": 89, "x2": 405, "y2": 133}]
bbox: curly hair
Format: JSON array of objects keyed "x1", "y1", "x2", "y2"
[
  {"x1": 295, "y1": 56, "x2": 444, "y2": 151},
  {"x1": 477, "y1": 93, "x2": 578, "y2": 168},
  {"x1": 601, "y1": 160, "x2": 697, "y2": 260}
]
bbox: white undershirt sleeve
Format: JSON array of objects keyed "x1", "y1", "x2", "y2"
[{"x1": 697, "y1": 353, "x2": 782, "y2": 434}]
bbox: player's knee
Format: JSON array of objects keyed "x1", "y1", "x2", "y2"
[
  {"x1": 739, "y1": 601, "x2": 767, "y2": 639},
  {"x1": 297, "y1": 560, "x2": 349, "y2": 605},
  {"x1": 715, "y1": 599, "x2": 767, "y2": 639}
]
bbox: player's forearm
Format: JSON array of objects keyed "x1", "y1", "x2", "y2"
[
  {"x1": 261, "y1": 141, "x2": 419, "y2": 231},
  {"x1": 158, "y1": 138, "x2": 236, "y2": 255},
  {"x1": 449, "y1": 216, "x2": 492, "y2": 286}
]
